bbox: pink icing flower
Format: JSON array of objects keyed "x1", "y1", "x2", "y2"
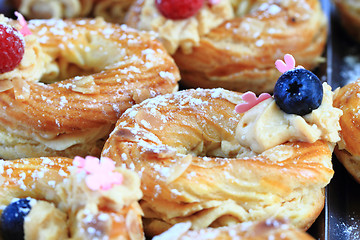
[
  {"x1": 275, "y1": 53, "x2": 303, "y2": 73},
  {"x1": 14, "y1": 11, "x2": 32, "y2": 37},
  {"x1": 208, "y1": 0, "x2": 221, "y2": 5},
  {"x1": 235, "y1": 91, "x2": 272, "y2": 113},
  {"x1": 73, "y1": 156, "x2": 123, "y2": 191}
]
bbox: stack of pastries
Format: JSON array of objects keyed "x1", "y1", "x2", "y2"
[{"x1": 0, "y1": 0, "x2": 348, "y2": 239}]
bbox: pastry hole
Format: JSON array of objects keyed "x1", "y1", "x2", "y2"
[{"x1": 35, "y1": 22, "x2": 128, "y2": 84}]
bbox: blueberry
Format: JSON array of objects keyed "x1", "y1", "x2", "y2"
[
  {"x1": 273, "y1": 68, "x2": 323, "y2": 116},
  {"x1": 1, "y1": 198, "x2": 32, "y2": 240}
]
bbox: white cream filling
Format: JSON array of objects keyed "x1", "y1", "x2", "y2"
[{"x1": 235, "y1": 83, "x2": 343, "y2": 154}]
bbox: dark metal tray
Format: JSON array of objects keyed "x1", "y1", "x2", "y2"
[
  {"x1": 308, "y1": 0, "x2": 360, "y2": 239},
  {"x1": 322, "y1": 0, "x2": 360, "y2": 239}
]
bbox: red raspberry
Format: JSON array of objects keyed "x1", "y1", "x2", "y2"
[
  {"x1": 155, "y1": 0, "x2": 205, "y2": 20},
  {"x1": 0, "y1": 23, "x2": 25, "y2": 74}
]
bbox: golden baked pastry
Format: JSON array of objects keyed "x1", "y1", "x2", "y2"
[
  {"x1": 334, "y1": 79, "x2": 360, "y2": 182},
  {"x1": 13, "y1": 0, "x2": 135, "y2": 23},
  {"x1": 125, "y1": 0, "x2": 327, "y2": 93},
  {"x1": 101, "y1": 86, "x2": 340, "y2": 236},
  {"x1": 0, "y1": 156, "x2": 144, "y2": 239},
  {"x1": 334, "y1": 0, "x2": 360, "y2": 42},
  {"x1": 13, "y1": 0, "x2": 92, "y2": 19},
  {"x1": 152, "y1": 219, "x2": 315, "y2": 240},
  {"x1": 0, "y1": 16, "x2": 179, "y2": 159}
]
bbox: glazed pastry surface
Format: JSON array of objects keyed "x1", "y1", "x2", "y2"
[{"x1": 334, "y1": 79, "x2": 360, "y2": 182}]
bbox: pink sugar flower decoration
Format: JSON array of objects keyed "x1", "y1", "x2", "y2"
[
  {"x1": 14, "y1": 11, "x2": 32, "y2": 36},
  {"x1": 275, "y1": 53, "x2": 304, "y2": 73},
  {"x1": 235, "y1": 91, "x2": 272, "y2": 113},
  {"x1": 208, "y1": 0, "x2": 221, "y2": 5},
  {"x1": 73, "y1": 156, "x2": 123, "y2": 191}
]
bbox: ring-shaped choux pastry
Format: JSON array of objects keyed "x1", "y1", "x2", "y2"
[
  {"x1": 101, "y1": 87, "x2": 339, "y2": 236},
  {"x1": 0, "y1": 16, "x2": 180, "y2": 159},
  {"x1": 125, "y1": 0, "x2": 327, "y2": 93},
  {"x1": 0, "y1": 156, "x2": 144, "y2": 240}
]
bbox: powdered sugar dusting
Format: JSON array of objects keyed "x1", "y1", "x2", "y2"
[
  {"x1": 0, "y1": 158, "x2": 70, "y2": 192},
  {"x1": 108, "y1": 89, "x2": 244, "y2": 159},
  {"x1": 340, "y1": 55, "x2": 360, "y2": 85},
  {"x1": 331, "y1": 216, "x2": 360, "y2": 239},
  {"x1": 258, "y1": 3, "x2": 281, "y2": 15},
  {"x1": 159, "y1": 71, "x2": 176, "y2": 81},
  {"x1": 103, "y1": 88, "x2": 247, "y2": 200}
]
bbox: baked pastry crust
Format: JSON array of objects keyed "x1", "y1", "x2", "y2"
[
  {"x1": 0, "y1": 157, "x2": 144, "y2": 239},
  {"x1": 334, "y1": 0, "x2": 360, "y2": 42},
  {"x1": 334, "y1": 79, "x2": 360, "y2": 182},
  {"x1": 0, "y1": 157, "x2": 72, "y2": 206},
  {"x1": 102, "y1": 88, "x2": 334, "y2": 236},
  {"x1": 152, "y1": 219, "x2": 315, "y2": 240},
  {"x1": 125, "y1": 0, "x2": 327, "y2": 93},
  {"x1": 0, "y1": 17, "x2": 179, "y2": 159}
]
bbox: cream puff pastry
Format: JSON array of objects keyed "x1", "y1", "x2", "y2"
[
  {"x1": 0, "y1": 15, "x2": 179, "y2": 159},
  {"x1": 125, "y1": 0, "x2": 327, "y2": 93},
  {"x1": 0, "y1": 156, "x2": 144, "y2": 240},
  {"x1": 102, "y1": 81, "x2": 341, "y2": 236}
]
